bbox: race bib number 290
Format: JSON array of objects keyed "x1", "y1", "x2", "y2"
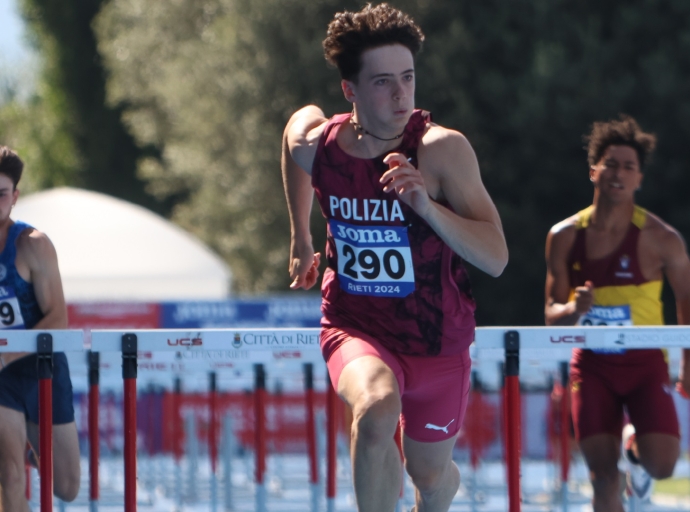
[
  {"x1": 331, "y1": 220, "x2": 415, "y2": 298},
  {"x1": 0, "y1": 286, "x2": 26, "y2": 329}
]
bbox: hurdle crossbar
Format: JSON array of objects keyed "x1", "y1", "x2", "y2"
[{"x1": 0, "y1": 330, "x2": 83, "y2": 352}]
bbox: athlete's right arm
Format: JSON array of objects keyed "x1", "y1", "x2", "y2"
[
  {"x1": 281, "y1": 106, "x2": 327, "y2": 290},
  {"x1": 545, "y1": 222, "x2": 594, "y2": 325}
]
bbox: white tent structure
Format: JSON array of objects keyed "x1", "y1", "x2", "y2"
[{"x1": 13, "y1": 187, "x2": 232, "y2": 301}]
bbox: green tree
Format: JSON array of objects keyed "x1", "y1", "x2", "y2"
[
  {"x1": 95, "y1": 0, "x2": 364, "y2": 292},
  {"x1": 0, "y1": 11, "x2": 80, "y2": 192},
  {"x1": 12, "y1": 0, "x2": 166, "y2": 210},
  {"x1": 0, "y1": 91, "x2": 81, "y2": 193}
]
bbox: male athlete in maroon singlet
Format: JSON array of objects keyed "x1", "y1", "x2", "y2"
[
  {"x1": 282, "y1": 5, "x2": 507, "y2": 512},
  {"x1": 545, "y1": 116, "x2": 690, "y2": 511}
]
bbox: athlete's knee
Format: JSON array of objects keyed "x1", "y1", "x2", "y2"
[
  {"x1": 589, "y1": 466, "x2": 621, "y2": 495},
  {"x1": 0, "y1": 457, "x2": 26, "y2": 496},
  {"x1": 636, "y1": 433, "x2": 679, "y2": 480},
  {"x1": 54, "y1": 468, "x2": 81, "y2": 502},
  {"x1": 407, "y1": 459, "x2": 458, "y2": 496},
  {"x1": 352, "y1": 392, "x2": 401, "y2": 445},
  {"x1": 644, "y1": 457, "x2": 676, "y2": 480}
]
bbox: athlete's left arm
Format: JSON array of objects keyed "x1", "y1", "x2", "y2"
[
  {"x1": 19, "y1": 231, "x2": 68, "y2": 329},
  {"x1": 660, "y1": 228, "x2": 690, "y2": 396},
  {"x1": 381, "y1": 127, "x2": 508, "y2": 277},
  {"x1": 0, "y1": 233, "x2": 67, "y2": 368}
]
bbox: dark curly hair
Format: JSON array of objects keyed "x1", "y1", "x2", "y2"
[
  {"x1": 323, "y1": 3, "x2": 424, "y2": 82},
  {"x1": 585, "y1": 115, "x2": 656, "y2": 168},
  {"x1": 0, "y1": 146, "x2": 23, "y2": 189}
]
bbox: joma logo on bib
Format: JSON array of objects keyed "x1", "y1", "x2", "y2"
[{"x1": 334, "y1": 224, "x2": 402, "y2": 244}]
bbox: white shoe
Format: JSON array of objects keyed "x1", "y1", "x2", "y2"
[{"x1": 622, "y1": 423, "x2": 653, "y2": 501}]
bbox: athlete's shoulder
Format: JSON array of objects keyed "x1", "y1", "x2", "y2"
[
  {"x1": 641, "y1": 209, "x2": 687, "y2": 251},
  {"x1": 285, "y1": 106, "x2": 329, "y2": 145},
  {"x1": 419, "y1": 124, "x2": 477, "y2": 176},
  {"x1": 16, "y1": 227, "x2": 58, "y2": 265},
  {"x1": 421, "y1": 123, "x2": 472, "y2": 152},
  {"x1": 546, "y1": 213, "x2": 581, "y2": 260},
  {"x1": 285, "y1": 105, "x2": 328, "y2": 137},
  {"x1": 285, "y1": 105, "x2": 329, "y2": 173},
  {"x1": 549, "y1": 212, "x2": 580, "y2": 237}
]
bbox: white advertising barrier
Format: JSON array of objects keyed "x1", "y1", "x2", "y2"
[
  {"x1": 93, "y1": 349, "x2": 325, "y2": 376},
  {"x1": 472, "y1": 325, "x2": 690, "y2": 362},
  {"x1": 0, "y1": 330, "x2": 84, "y2": 352},
  {"x1": 87, "y1": 326, "x2": 690, "y2": 368},
  {"x1": 4, "y1": 326, "x2": 690, "y2": 356},
  {"x1": 90, "y1": 328, "x2": 324, "y2": 363}
]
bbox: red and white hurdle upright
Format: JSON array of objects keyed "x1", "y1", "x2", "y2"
[{"x1": 0, "y1": 330, "x2": 83, "y2": 512}]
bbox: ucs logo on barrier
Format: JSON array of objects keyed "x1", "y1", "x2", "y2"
[
  {"x1": 550, "y1": 335, "x2": 585, "y2": 344},
  {"x1": 0, "y1": 338, "x2": 7, "y2": 346},
  {"x1": 232, "y1": 333, "x2": 242, "y2": 349},
  {"x1": 167, "y1": 337, "x2": 203, "y2": 346}
]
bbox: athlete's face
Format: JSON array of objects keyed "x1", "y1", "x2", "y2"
[
  {"x1": 590, "y1": 145, "x2": 643, "y2": 203},
  {"x1": 342, "y1": 44, "x2": 415, "y2": 133},
  {"x1": 0, "y1": 174, "x2": 18, "y2": 223}
]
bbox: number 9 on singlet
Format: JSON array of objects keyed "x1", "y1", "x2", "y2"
[
  {"x1": 330, "y1": 219, "x2": 415, "y2": 298},
  {"x1": 0, "y1": 286, "x2": 26, "y2": 329}
]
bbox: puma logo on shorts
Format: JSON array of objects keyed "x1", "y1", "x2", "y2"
[{"x1": 424, "y1": 419, "x2": 455, "y2": 434}]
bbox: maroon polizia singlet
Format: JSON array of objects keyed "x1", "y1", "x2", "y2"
[{"x1": 312, "y1": 110, "x2": 476, "y2": 358}]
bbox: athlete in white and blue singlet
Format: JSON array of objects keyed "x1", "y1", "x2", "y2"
[{"x1": 0, "y1": 146, "x2": 80, "y2": 510}]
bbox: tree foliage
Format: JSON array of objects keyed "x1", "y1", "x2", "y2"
[
  {"x1": 0, "y1": 91, "x2": 81, "y2": 193},
  {"x1": 3, "y1": 0, "x2": 167, "y2": 211},
  {"x1": 94, "y1": 0, "x2": 690, "y2": 323},
  {"x1": 0, "y1": 6, "x2": 81, "y2": 193},
  {"x1": 95, "y1": 0, "x2": 360, "y2": 292}
]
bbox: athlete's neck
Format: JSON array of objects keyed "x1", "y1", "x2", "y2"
[
  {"x1": 589, "y1": 198, "x2": 635, "y2": 232},
  {"x1": 0, "y1": 217, "x2": 13, "y2": 253},
  {"x1": 350, "y1": 110, "x2": 405, "y2": 142},
  {"x1": 342, "y1": 111, "x2": 406, "y2": 159}
]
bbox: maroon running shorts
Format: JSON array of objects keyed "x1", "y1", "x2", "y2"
[
  {"x1": 321, "y1": 325, "x2": 471, "y2": 443},
  {"x1": 570, "y1": 349, "x2": 679, "y2": 441}
]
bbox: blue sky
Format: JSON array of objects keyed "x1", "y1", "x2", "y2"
[
  {"x1": 0, "y1": 0, "x2": 38, "y2": 99},
  {"x1": 0, "y1": 0, "x2": 31, "y2": 63}
]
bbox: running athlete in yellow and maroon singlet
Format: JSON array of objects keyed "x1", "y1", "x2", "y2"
[
  {"x1": 567, "y1": 205, "x2": 678, "y2": 441},
  {"x1": 546, "y1": 116, "x2": 690, "y2": 512}
]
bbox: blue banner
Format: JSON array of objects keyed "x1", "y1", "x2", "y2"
[{"x1": 160, "y1": 296, "x2": 321, "y2": 328}]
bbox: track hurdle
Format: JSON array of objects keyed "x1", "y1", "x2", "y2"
[
  {"x1": 87, "y1": 351, "x2": 100, "y2": 512},
  {"x1": 473, "y1": 325, "x2": 690, "y2": 512},
  {"x1": 0, "y1": 330, "x2": 84, "y2": 512},
  {"x1": 37, "y1": 334, "x2": 54, "y2": 512},
  {"x1": 326, "y1": 369, "x2": 338, "y2": 512},
  {"x1": 558, "y1": 361, "x2": 571, "y2": 511},
  {"x1": 90, "y1": 328, "x2": 327, "y2": 512},
  {"x1": 209, "y1": 371, "x2": 219, "y2": 512},
  {"x1": 254, "y1": 363, "x2": 268, "y2": 511},
  {"x1": 86, "y1": 325, "x2": 690, "y2": 512},
  {"x1": 305, "y1": 362, "x2": 320, "y2": 512}
]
